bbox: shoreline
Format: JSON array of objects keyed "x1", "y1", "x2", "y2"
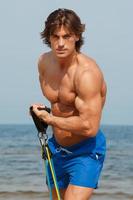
[{"x1": 0, "y1": 191, "x2": 133, "y2": 200}]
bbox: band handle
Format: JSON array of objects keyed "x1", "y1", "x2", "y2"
[{"x1": 30, "y1": 106, "x2": 51, "y2": 133}]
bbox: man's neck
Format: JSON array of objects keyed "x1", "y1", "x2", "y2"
[{"x1": 53, "y1": 51, "x2": 78, "y2": 69}]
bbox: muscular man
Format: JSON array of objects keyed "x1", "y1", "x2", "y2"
[{"x1": 32, "y1": 8, "x2": 106, "y2": 200}]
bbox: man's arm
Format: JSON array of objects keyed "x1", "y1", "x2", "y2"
[
  {"x1": 33, "y1": 68, "x2": 104, "y2": 137},
  {"x1": 38, "y1": 54, "x2": 47, "y2": 97}
]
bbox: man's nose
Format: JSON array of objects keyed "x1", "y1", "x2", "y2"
[{"x1": 58, "y1": 38, "x2": 64, "y2": 47}]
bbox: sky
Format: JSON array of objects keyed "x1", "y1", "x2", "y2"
[{"x1": 0, "y1": 0, "x2": 133, "y2": 125}]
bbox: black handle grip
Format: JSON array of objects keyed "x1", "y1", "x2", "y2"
[
  {"x1": 30, "y1": 106, "x2": 51, "y2": 133},
  {"x1": 37, "y1": 107, "x2": 51, "y2": 113}
]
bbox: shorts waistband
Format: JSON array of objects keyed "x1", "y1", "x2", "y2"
[{"x1": 48, "y1": 129, "x2": 105, "y2": 154}]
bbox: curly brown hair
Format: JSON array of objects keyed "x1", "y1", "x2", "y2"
[{"x1": 40, "y1": 8, "x2": 85, "y2": 52}]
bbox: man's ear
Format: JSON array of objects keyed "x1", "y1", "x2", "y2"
[{"x1": 75, "y1": 35, "x2": 79, "y2": 41}]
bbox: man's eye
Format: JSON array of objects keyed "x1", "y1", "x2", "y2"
[
  {"x1": 64, "y1": 35, "x2": 71, "y2": 39},
  {"x1": 53, "y1": 35, "x2": 58, "y2": 39}
]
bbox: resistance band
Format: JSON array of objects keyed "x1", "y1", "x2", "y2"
[{"x1": 30, "y1": 106, "x2": 61, "y2": 200}]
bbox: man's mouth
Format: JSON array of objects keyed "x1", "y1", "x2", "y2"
[{"x1": 56, "y1": 49, "x2": 67, "y2": 52}]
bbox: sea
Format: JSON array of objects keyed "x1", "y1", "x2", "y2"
[{"x1": 0, "y1": 124, "x2": 133, "y2": 200}]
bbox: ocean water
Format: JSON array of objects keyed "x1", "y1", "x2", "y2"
[{"x1": 0, "y1": 124, "x2": 133, "y2": 200}]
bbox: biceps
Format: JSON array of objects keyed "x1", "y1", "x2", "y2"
[{"x1": 75, "y1": 94, "x2": 102, "y2": 119}]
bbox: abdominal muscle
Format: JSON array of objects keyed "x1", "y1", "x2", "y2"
[{"x1": 51, "y1": 102, "x2": 88, "y2": 147}]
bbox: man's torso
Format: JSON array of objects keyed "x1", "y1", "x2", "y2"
[{"x1": 39, "y1": 52, "x2": 106, "y2": 146}]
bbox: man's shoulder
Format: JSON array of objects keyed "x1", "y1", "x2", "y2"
[
  {"x1": 38, "y1": 51, "x2": 51, "y2": 64},
  {"x1": 74, "y1": 54, "x2": 104, "y2": 94},
  {"x1": 78, "y1": 53, "x2": 95, "y2": 63},
  {"x1": 77, "y1": 53, "x2": 102, "y2": 76},
  {"x1": 75, "y1": 53, "x2": 104, "y2": 88},
  {"x1": 38, "y1": 51, "x2": 52, "y2": 72}
]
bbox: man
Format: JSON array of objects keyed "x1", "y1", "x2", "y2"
[{"x1": 32, "y1": 8, "x2": 106, "y2": 200}]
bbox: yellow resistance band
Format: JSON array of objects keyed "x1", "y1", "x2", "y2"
[{"x1": 45, "y1": 146, "x2": 61, "y2": 200}]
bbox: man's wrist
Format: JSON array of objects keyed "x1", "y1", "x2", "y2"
[{"x1": 45, "y1": 113, "x2": 53, "y2": 125}]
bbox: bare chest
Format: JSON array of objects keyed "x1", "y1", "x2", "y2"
[{"x1": 42, "y1": 72, "x2": 76, "y2": 105}]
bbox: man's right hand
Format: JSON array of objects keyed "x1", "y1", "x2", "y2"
[{"x1": 30, "y1": 104, "x2": 50, "y2": 133}]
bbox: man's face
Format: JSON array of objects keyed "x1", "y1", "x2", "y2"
[{"x1": 50, "y1": 25, "x2": 79, "y2": 58}]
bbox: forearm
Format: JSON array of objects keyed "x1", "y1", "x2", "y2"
[
  {"x1": 46, "y1": 114, "x2": 93, "y2": 137},
  {"x1": 31, "y1": 105, "x2": 98, "y2": 137}
]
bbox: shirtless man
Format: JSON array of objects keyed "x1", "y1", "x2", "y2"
[{"x1": 32, "y1": 8, "x2": 106, "y2": 200}]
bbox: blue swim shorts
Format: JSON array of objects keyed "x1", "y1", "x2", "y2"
[{"x1": 47, "y1": 129, "x2": 106, "y2": 189}]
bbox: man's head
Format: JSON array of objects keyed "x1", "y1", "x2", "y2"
[{"x1": 41, "y1": 9, "x2": 85, "y2": 55}]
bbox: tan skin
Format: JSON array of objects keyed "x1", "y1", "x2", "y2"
[{"x1": 32, "y1": 26, "x2": 107, "y2": 200}]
